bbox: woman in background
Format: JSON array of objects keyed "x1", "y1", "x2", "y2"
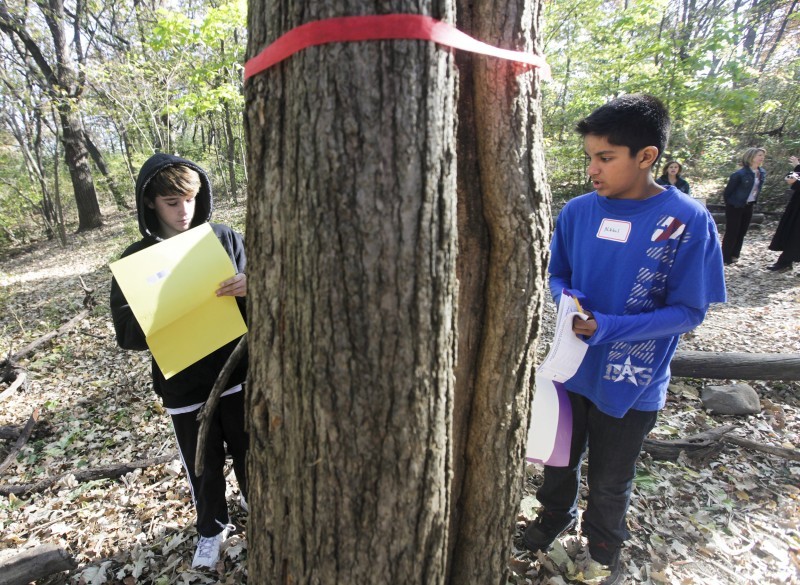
[
  {"x1": 721, "y1": 147, "x2": 766, "y2": 265},
  {"x1": 656, "y1": 160, "x2": 691, "y2": 195}
]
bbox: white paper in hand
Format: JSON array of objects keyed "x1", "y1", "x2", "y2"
[{"x1": 536, "y1": 292, "x2": 589, "y2": 382}]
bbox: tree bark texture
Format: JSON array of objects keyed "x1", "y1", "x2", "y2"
[
  {"x1": 245, "y1": 2, "x2": 457, "y2": 583},
  {"x1": 59, "y1": 107, "x2": 102, "y2": 231},
  {"x1": 449, "y1": 2, "x2": 551, "y2": 583}
]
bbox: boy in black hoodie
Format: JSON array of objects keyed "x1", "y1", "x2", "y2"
[{"x1": 110, "y1": 154, "x2": 248, "y2": 569}]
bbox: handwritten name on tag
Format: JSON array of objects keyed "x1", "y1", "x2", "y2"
[{"x1": 597, "y1": 218, "x2": 631, "y2": 243}]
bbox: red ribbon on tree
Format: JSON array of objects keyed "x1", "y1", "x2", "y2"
[{"x1": 244, "y1": 14, "x2": 550, "y2": 80}]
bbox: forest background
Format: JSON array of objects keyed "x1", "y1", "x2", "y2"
[
  {"x1": 0, "y1": 0, "x2": 798, "y2": 247},
  {"x1": 0, "y1": 1, "x2": 798, "y2": 584}
]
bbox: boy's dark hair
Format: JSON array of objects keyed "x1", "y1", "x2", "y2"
[
  {"x1": 576, "y1": 94, "x2": 670, "y2": 163},
  {"x1": 145, "y1": 165, "x2": 202, "y2": 200}
]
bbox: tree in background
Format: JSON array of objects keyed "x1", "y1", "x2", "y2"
[
  {"x1": 542, "y1": 0, "x2": 800, "y2": 202},
  {"x1": 244, "y1": 0, "x2": 550, "y2": 583},
  {"x1": 88, "y1": 1, "x2": 247, "y2": 201},
  {"x1": 0, "y1": 0, "x2": 104, "y2": 231},
  {"x1": 0, "y1": 62, "x2": 65, "y2": 244}
]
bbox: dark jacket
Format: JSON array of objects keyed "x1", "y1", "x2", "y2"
[
  {"x1": 723, "y1": 166, "x2": 766, "y2": 208},
  {"x1": 109, "y1": 153, "x2": 247, "y2": 409},
  {"x1": 656, "y1": 175, "x2": 691, "y2": 195},
  {"x1": 768, "y1": 164, "x2": 800, "y2": 262}
]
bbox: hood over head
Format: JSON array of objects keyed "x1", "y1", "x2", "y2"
[{"x1": 135, "y1": 153, "x2": 213, "y2": 240}]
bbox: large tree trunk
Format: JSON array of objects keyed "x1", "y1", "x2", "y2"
[
  {"x1": 449, "y1": 2, "x2": 551, "y2": 583},
  {"x1": 245, "y1": 2, "x2": 457, "y2": 583},
  {"x1": 59, "y1": 106, "x2": 102, "y2": 231},
  {"x1": 245, "y1": 1, "x2": 548, "y2": 583}
]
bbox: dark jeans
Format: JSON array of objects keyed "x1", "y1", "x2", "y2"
[
  {"x1": 536, "y1": 391, "x2": 657, "y2": 564},
  {"x1": 721, "y1": 203, "x2": 754, "y2": 263},
  {"x1": 171, "y1": 391, "x2": 249, "y2": 537}
]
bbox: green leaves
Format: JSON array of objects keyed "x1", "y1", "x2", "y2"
[{"x1": 542, "y1": 0, "x2": 800, "y2": 201}]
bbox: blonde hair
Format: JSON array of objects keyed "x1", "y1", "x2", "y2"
[
  {"x1": 740, "y1": 147, "x2": 766, "y2": 168},
  {"x1": 145, "y1": 165, "x2": 202, "y2": 199}
]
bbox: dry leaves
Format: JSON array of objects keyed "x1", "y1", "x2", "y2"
[{"x1": 1, "y1": 208, "x2": 798, "y2": 584}]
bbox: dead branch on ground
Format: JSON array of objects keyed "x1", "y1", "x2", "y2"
[
  {"x1": 643, "y1": 424, "x2": 800, "y2": 462},
  {"x1": 1, "y1": 309, "x2": 90, "y2": 370},
  {"x1": 0, "y1": 451, "x2": 177, "y2": 496}
]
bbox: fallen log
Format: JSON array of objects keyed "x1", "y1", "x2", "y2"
[
  {"x1": 723, "y1": 434, "x2": 800, "y2": 462},
  {"x1": 0, "y1": 451, "x2": 177, "y2": 496},
  {"x1": 643, "y1": 424, "x2": 800, "y2": 462},
  {"x1": 0, "y1": 408, "x2": 39, "y2": 474},
  {"x1": 671, "y1": 351, "x2": 800, "y2": 381},
  {"x1": 643, "y1": 425, "x2": 732, "y2": 461},
  {"x1": 0, "y1": 544, "x2": 77, "y2": 585}
]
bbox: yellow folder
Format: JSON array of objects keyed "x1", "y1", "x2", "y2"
[{"x1": 109, "y1": 223, "x2": 247, "y2": 379}]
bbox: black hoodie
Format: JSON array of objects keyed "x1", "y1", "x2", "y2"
[{"x1": 109, "y1": 153, "x2": 247, "y2": 409}]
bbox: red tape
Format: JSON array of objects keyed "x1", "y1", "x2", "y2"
[{"x1": 244, "y1": 14, "x2": 550, "y2": 80}]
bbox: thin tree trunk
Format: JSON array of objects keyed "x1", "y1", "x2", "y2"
[
  {"x1": 224, "y1": 102, "x2": 239, "y2": 202},
  {"x1": 115, "y1": 119, "x2": 137, "y2": 186},
  {"x1": 245, "y1": 1, "x2": 457, "y2": 583},
  {"x1": 52, "y1": 106, "x2": 67, "y2": 245},
  {"x1": 210, "y1": 116, "x2": 230, "y2": 198}
]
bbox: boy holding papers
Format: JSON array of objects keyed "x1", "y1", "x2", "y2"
[
  {"x1": 522, "y1": 95, "x2": 726, "y2": 583},
  {"x1": 110, "y1": 154, "x2": 248, "y2": 569}
]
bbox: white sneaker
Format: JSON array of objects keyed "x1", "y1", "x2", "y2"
[
  {"x1": 191, "y1": 524, "x2": 233, "y2": 569},
  {"x1": 239, "y1": 493, "x2": 249, "y2": 514}
]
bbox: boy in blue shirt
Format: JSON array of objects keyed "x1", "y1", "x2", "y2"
[{"x1": 522, "y1": 95, "x2": 726, "y2": 583}]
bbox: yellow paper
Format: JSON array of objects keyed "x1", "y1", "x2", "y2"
[{"x1": 109, "y1": 223, "x2": 247, "y2": 379}]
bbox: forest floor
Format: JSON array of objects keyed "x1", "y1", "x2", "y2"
[{"x1": 0, "y1": 202, "x2": 798, "y2": 585}]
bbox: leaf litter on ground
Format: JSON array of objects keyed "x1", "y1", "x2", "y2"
[{"x1": 1, "y1": 206, "x2": 798, "y2": 584}]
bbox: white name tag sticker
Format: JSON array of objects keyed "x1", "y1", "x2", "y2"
[{"x1": 597, "y1": 218, "x2": 631, "y2": 242}]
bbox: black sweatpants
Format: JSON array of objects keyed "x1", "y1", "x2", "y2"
[{"x1": 170, "y1": 391, "x2": 248, "y2": 537}]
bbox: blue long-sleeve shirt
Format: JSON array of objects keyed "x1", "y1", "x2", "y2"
[{"x1": 549, "y1": 186, "x2": 727, "y2": 417}]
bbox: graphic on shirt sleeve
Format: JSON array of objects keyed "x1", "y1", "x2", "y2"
[{"x1": 651, "y1": 216, "x2": 685, "y2": 242}]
